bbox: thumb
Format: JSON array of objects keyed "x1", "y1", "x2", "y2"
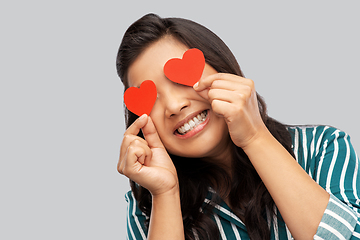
[
  {"x1": 194, "y1": 87, "x2": 209, "y2": 101},
  {"x1": 141, "y1": 116, "x2": 165, "y2": 149}
]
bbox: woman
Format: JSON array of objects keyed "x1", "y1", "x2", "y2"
[{"x1": 116, "y1": 13, "x2": 360, "y2": 240}]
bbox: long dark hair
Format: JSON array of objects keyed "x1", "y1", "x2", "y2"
[{"x1": 116, "y1": 13, "x2": 295, "y2": 240}]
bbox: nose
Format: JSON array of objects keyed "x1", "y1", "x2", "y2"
[{"x1": 163, "y1": 87, "x2": 190, "y2": 118}]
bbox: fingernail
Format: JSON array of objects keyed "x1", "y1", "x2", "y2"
[
  {"x1": 139, "y1": 114, "x2": 147, "y2": 120},
  {"x1": 193, "y1": 82, "x2": 199, "y2": 89}
]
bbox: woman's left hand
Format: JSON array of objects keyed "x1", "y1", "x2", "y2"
[{"x1": 193, "y1": 73, "x2": 269, "y2": 149}]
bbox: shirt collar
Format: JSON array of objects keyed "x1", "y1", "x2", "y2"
[{"x1": 202, "y1": 188, "x2": 247, "y2": 230}]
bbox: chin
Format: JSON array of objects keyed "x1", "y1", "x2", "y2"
[{"x1": 166, "y1": 140, "x2": 224, "y2": 159}]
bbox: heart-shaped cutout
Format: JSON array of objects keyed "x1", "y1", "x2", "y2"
[
  {"x1": 164, "y1": 48, "x2": 205, "y2": 86},
  {"x1": 124, "y1": 80, "x2": 157, "y2": 116}
]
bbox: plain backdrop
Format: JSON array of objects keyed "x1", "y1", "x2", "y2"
[{"x1": 1, "y1": 0, "x2": 359, "y2": 239}]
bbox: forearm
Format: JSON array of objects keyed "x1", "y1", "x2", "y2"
[
  {"x1": 148, "y1": 188, "x2": 185, "y2": 240},
  {"x1": 243, "y1": 130, "x2": 330, "y2": 240}
]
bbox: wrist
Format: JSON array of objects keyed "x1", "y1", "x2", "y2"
[
  {"x1": 241, "y1": 127, "x2": 274, "y2": 153},
  {"x1": 151, "y1": 184, "x2": 180, "y2": 199},
  {"x1": 148, "y1": 183, "x2": 184, "y2": 240}
]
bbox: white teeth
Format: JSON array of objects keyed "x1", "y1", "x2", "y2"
[
  {"x1": 177, "y1": 111, "x2": 208, "y2": 135},
  {"x1": 189, "y1": 120, "x2": 195, "y2": 128}
]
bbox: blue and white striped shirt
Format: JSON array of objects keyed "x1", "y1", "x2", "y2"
[{"x1": 125, "y1": 125, "x2": 360, "y2": 239}]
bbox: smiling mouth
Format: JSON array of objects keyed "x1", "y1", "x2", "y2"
[{"x1": 176, "y1": 110, "x2": 208, "y2": 135}]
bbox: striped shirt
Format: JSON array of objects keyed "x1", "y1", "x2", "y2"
[{"x1": 125, "y1": 125, "x2": 360, "y2": 239}]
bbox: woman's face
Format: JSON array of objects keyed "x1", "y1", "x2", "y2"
[{"x1": 127, "y1": 36, "x2": 230, "y2": 159}]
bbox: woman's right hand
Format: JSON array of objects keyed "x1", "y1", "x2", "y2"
[{"x1": 118, "y1": 114, "x2": 178, "y2": 196}]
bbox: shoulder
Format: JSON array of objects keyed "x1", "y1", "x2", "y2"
[
  {"x1": 287, "y1": 125, "x2": 360, "y2": 189},
  {"x1": 286, "y1": 125, "x2": 351, "y2": 153},
  {"x1": 286, "y1": 125, "x2": 356, "y2": 173},
  {"x1": 287, "y1": 125, "x2": 341, "y2": 140}
]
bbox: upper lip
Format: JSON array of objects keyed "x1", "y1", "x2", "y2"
[{"x1": 173, "y1": 109, "x2": 208, "y2": 133}]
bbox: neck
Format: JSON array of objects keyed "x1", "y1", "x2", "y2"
[
  {"x1": 201, "y1": 137, "x2": 234, "y2": 199},
  {"x1": 204, "y1": 135, "x2": 234, "y2": 175}
]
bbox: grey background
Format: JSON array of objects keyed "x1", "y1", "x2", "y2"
[{"x1": 1, "y1": 0, "x2": 359, "y2": 239}]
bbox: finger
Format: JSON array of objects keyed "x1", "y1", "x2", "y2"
[
  {"x1": 141, "y1": 116, "x2": 164, "y2": 149},
  {"x1": 119, "y1": 134, "x2": 148, "y2": 166},
  {"x1": 193, "y1": 73, "x2": 249, "y2": 91},
  {"x1": 130, "y1": 139, "x2": 152, "y2": 165},
  {"x1": 120, "y1": 144, "x2": 149, "y2": 176},
  {"x1": 124, "y1": 114, "x2": 148, "y2": 136},
  {"x1": 208, "y1": 88, "x2": 246, "y2": 104},
  {"x1": 118, "y1": 146, "x2": 145, "y2": 178},
  {"x1": 198, "y1": 81, "x2": 248, "y2": 102},
  {"x1": 193, "y1": 77, "x2": 234, "y2": 101},
  {"x1": 211, "y1": 79, "x2": 253, "y2": 92},
  {"x1": 211, "y1": 99, "x2": 240, "y2": 120},
  {"x1": 120, "y1": 114, "x2": 149, "y2": 165},
  {"x1": 193, "y1": 74, "x2": 218, "y2": 91},
  {"x1": 194, "y1": 88, "x2": 210, "y2": 101},
  {"x1": 119, "y1": 136, "x2": 151, "y2": 174}
]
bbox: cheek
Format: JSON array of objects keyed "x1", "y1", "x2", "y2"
[{"x1": 148, "y1": 115, "x2": 171, "y2": 144}]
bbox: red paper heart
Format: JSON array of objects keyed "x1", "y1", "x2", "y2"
[
  {"x1": 124, "y1": 80, "x2": 157, "y2": 116},
  {"x1": 164, "y1": 48, "x2": 205, "y2": 86}
]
